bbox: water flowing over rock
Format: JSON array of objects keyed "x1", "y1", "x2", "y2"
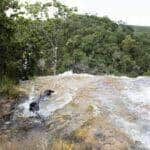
[{"x1": 1, "y1": 71, "x2": 150, "y2": 149}]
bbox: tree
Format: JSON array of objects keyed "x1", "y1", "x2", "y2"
[{"x1": 0, "y1": 0, "x2": 20, "y2": 80}]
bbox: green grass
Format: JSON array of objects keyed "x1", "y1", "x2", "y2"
[{"x1": 0, "y1": 76, "x2": 19, "y2": 98}]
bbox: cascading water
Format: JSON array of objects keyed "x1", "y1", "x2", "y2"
[
  {"x1": 13, "y1": 71, "x2": 150, "y2": 149},
  {"x1": 15, "y1": 71, "x2": 93, "y2": 118},
  {"x1": 112, "y1": 77, "x2": 150, "y2": 149},
  {"x1": 92, "y1": 76, "x2": 150, "y2": 149}
]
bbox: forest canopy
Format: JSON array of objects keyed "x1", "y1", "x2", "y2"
[{"x1": 0, "y1": 0, "x2": 150, "y2": 87}]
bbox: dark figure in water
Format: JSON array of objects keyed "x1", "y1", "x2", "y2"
[
  {"x1": 43, "y1": 90, "x2": 54, "y2": 97},
  {"x1": 29, "y1": 101, "x2": 39, "y2": 112},
  {"x1": 29, "y1": 89, "x2": 54, "y2": 113}
]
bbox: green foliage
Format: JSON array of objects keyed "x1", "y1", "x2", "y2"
[
  {"x1": 0, "y1": 0, "x2": 21, "y2": 79},
  {"x1": 144, "y1": 70, "x2": 150, "y2": 76},
  {"x1": 0, "y1": 76, "x2": 19, "y2": 98},
  {"x1": 56, "y1": 15, "x2": 149, "y2": 76},
  {"x1": 0, "y1": 0, "x2": 150, "y2": 98}
]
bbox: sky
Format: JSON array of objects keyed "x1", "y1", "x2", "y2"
[{"x1": 20, "y1": 0, "x2": 150, "y2": 26}]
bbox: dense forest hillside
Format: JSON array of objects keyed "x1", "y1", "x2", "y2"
[
  {"x1": 0, "y1": 0, "x2": 150, "y2": 96},
  {"x1": 132, "y1": 25, "x2": 150, "y2": 35},
  {"x1": 131, "y1": 25, "x2": 150, "y2": 54}
]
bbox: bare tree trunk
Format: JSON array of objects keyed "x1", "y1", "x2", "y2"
[{"x1": 53, "y1": 46, "x2": 57, "y2": 75}]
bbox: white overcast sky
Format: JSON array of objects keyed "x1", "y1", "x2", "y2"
[{"x1": 20, "y1": 0, "x2": 150, "y2": 26}]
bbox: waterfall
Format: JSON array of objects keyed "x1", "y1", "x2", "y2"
[{"x1": 14, "y1": 72, "x2": 150, "y2": 149}]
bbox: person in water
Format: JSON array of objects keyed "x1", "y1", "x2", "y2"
[{"x1": 29, "y1": 90, "x2": 54, "y2": 113}]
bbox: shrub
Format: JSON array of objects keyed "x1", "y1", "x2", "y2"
[{"x1": 0, "y1": 76, "x2": 19, "y2": 98}]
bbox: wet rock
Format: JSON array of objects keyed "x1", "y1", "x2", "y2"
[
  {"x1": 43, "y1": 90, "x2": 54, "y2": 96},
  {"x1": 29, "y1": 101, "x2": 39, "y2": 112},
  {"x1": 94, "y1": 130, "x2": 105, "y2": 141},
  {"x1": 1, "y1": 73, "x2": 150, "y2": 149},
  {"x1": 28, "y1": 89, "x2": 54, "y2": 113}
]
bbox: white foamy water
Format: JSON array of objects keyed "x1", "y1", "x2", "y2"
[
  {"x1": 17, "y1": 86, "x2": 37, "y2": 117},
  {"x1": 14, "y1": 72, "x2": 150, "y2": 149},
  {"x1": 17, "y1": 86, "x2": 77, "y2": 118},
  {"x1": 111, "y1": 114, "x2": 150, "y2": 149},
  {"x1": 87, "y1": 76, "x2": 150, "y2": 149},
  {"x1": 120, "y1": 78, "x2": 150, "y2": 149},
  {"x1": 15, "y1": 71, "x2": 93, "y2": 118}
]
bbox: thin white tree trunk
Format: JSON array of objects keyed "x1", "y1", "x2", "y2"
[{"x1": 53, "y1": 46, "x2": 57, "y2": 75}]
